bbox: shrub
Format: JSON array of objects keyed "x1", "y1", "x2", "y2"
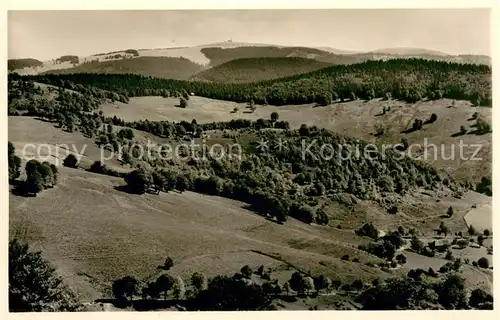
[
  {"x1": 428, "y1": 267, "x2": 438, "y2": 277},
  {"x1": 477, "y1": 235, "x2": 484, "y2": 246},
  {"x1": 179, "y1": 97, "x2": 188, "y2": 108},
  {"x1": 388, "y1": 206, "x2": 398, "y2": 215},
  {"x1": 446, "y1": 206, "x2": 454, "y2": 217},
  {"x1": 427, "y1": 113, "x2": 438, "y2": 123},
  {"x1": 395, "y1": 254, "x2": 407, "y2": 265},
  {"x1": 469, "y1": 288, "x2": 493, "y2": 309},
  {"x1": 412, "y1": 119, "x2": 423, "y2": 131},
  {"x1": 163, "y1": 256, "x2": 174, "y2": 270},
  {"x1": 475, "y1": 118, "x2": 491, "y2": 134},
  {"x1": 468, "y1": 225, "x2": 476, "y2": 236},
  {"x1": 240, "y1": 265, "x2": 253, "y2": 278},
  {"x1": 477, "y1": 257, "x2": 489, "y2": 269},
  {"x1": 63, "y1": 154, "x2": 79, "y2": 168},
  {"x1": 355, "y1": 222, "x2": 379, "y2": 239},
  {"x1": 377, "y1": 175, "x2": 394, "y2": 192}
]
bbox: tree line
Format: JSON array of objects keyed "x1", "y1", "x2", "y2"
[{"x1": 18, "y1": 58, "x2": 491, "y2": 106}]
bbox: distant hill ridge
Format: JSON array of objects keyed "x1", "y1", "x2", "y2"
[
  {"x1": 8, "y1": 42, "x2": 491, "y2": 79},
  {"x1": 191, "y1": 57, "x2": 332, "y2": 83}
]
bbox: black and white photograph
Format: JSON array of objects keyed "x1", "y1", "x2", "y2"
[{"x1": 4, "y1": 3, "x2": 494, "y2": 313}]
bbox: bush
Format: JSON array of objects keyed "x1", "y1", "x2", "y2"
[
  {"x1": 446, "y1": 206, "x2": 454, "y2": 217},
  {"x1": 355, "y1": 222, "x2": 379, "y2": 239},
  {"x1": 468, "y1": 225, "x2": 476, "y2": 236},
  {"x1": 477, "y1": 257, "x2": 489, "y2": 269},
  {"x1": 163, "y1": 256, "x2": 174, "y2": 270},
  {"x1": 240, "y1": 265, "x2": 253, "y2": 278},
  {"x1": 388, "y1": 206, "x2": 398, "y2": 215},
  {"x1": 63, "y1": 154, "x2": 79, "y2": 168},
  {"x1": 395, "y1": 254, "x2": 407, "y2": 265},
  {"x1": 289, "y1": 204, "x2": 314, "y2": 224},
  {"x1": 469, "y1": 288, "x2": 493, "y2": 309},
  {"x1": 427, "y1": 113, "x2": 438, "y2": 123},
  {"x1": 477, "y1": 235, "x2": 484, "y2": 246},
  {"x1": 412, "y1": 119, "x2": 423, "y2": 131},
  {"x1": 179, "y1": 97, "x2": 188, "y2": 108},
  {"x1": 428, "y1": 267, "x2": 438, "y2": 277}
]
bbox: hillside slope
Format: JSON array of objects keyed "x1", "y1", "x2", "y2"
[
  {"x1": 192, "y1": 57, "x2": 332, "y2": 83},
  {"x1": 28, "y1": 59, "x2": 492, "y2": 107},
  {"x1": 40, "y1": 56, "x2": 206, "y2": 80}
]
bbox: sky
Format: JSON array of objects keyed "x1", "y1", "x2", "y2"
[{"x1": 8, "y1": 9, "x2": 491, "y2": 60}]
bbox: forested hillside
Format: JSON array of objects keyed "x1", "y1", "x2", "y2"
[
  {"x1": 40, "y1": 56, "x2": 206, "y2": 80},
  {"x1": 192, "y1": 57, "x2": 331, "y2": 83},
  {"x1": 200, "y1": 46, "x2": 368, "y2": 66},
  {"x1": 8, "y1": 58, "x2": 43, "y2": 71},
  {"x1": 22, "y1": 59, "x2": 491, "y2": 107}
]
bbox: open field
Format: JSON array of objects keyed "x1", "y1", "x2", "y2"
[
  {"x1": 10, "y1": 166, "x2": 396, "y2": 302},
  {"x1": 8, "y1": 116, "x2": 124, "y2": 171},
  {"x1": 8, "y1": 167, "x2": 492, "y2": 302},
  {"x1": 464, "y1": 203, "x2": 492, "y2": 232},
  {"x1": 101, "y1": 96, "x2": 491, "y2": 183}
]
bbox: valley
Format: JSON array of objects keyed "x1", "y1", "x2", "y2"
[{"x1": 7, "y1": 20, "x2": 493, "y2": 311}]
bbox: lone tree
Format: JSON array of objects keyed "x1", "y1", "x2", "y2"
[
  {"x1": 270, "y1": 112, "x2": 279, "y2": 123},
  {"x1": 468, "y1": 225, "x2": 476, "y2": 236},
  {"x1": 163, "y1": 256, "x2": 174, "y2": 270},
  {"x1": 412, "y1": 119, "x2": 423, "y2": 131},
  {"x1": 477, "y1": 257, "x2": 489, "y2": 269},
  {"x1": 63, "y1": 154, "x2": 79, "y2": 168},
  {"x1": 9, "y1": 239, "x2": 77, "y2": 312},
  {"x1": 8, "y1": 142, "x2": 21, "y2": 181},
  {"x1": 428, "y1": 113, "x2": 438, "y2": 123},
  {"x1": 240, "y1": 265, "x2": 253, "y2": 278},
  {"x1": 447, "y1": 206, "x2": 454, "y2": 218},
  {"x1": 179, "y1": 97, "x2": 188, "y2": 108}
]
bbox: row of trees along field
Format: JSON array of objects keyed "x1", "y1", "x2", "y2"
[{"x1": 17, "y1": 58, "x2": 491, "y2": 106}]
